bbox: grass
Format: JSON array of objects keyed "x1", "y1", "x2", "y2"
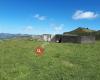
[{"x1": 0, "y1": 39, "x2": 100, "y2": 80}]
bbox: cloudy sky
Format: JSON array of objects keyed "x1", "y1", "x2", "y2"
[{"x1": 0, "y1": 0, "x2": 100, "y2": 34}]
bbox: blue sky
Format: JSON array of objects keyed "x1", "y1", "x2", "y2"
[{"x1": 0, "y1": 0, "x2": 100, "y2": 34}]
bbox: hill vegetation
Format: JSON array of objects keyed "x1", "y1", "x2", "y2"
[
  {"x1": 64, "y1": 27, "x2": 100, "y2": 40},
  {"x1": 64, "y1": 27, "x2": 95, "y2": 35}
]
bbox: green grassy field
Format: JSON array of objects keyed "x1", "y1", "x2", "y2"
[{"x1": 0, "y1": 39, "x2": 100, "y2": 80}]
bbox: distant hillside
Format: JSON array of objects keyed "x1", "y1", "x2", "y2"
[
  {"x1": 0, "y1": 33, "x2": 15, "y2": 39},
  {"x1": 0, "y1": 33, "x2": 32, "y2": 39}
]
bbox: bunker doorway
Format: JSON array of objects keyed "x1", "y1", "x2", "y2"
[{"x1": 56, "y1": 38, "x2": 62, "y2": 43}]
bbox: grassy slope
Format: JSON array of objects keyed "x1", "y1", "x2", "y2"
[
  {"x1": 0, "y1": 39, "x2": 100, "y2": 80},
  {"x1": 64, "y1": 27, "x2": 95, "y2": 35}
]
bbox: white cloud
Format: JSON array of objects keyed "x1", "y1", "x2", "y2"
[
  {"x1": 24, "y1": 26, "x2": 33, "y2": 32},
  {"x1": 51, "y1": 24, "x2": 64, "y2": 34},
  {"x1": 34, "y1": 14, "x2": 46, "y2": 21},
  {"x1": 72, "y1": 10, "x2": 98, "y2": 20},
  {"x1": 54, "y1": 24, "x2": 64, "y2": 31}
]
